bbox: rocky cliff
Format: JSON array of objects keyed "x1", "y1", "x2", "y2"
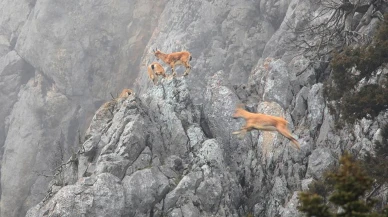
[{"x1": 1, "y1": 0, "x2": 387, "y2": 216}]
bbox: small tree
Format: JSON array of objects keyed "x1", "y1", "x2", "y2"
[
  {"x1": 324, "y1": 13, "x2": 388, "y2": 125},
  {"x1": 298, "y1": 153, "x2": 388, "y2": 217},
  {"x1": 285, "y1": 0, "x2": 385, "y2": 63}
]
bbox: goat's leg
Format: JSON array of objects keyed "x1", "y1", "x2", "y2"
[
  {"x1": 148, "y1": 68, "x2": 155, "y2": 85},
  {"x1": 255, "y1": 125, "x2": 277, "y2": 131},
  {"x1": 183, "y1": 62, "x2": 191, "y2": 76},
  {"x1": 153, "y1": 76, "x2": 157, "y2": 85},
  {"x1": 170, "y1": 63, "x2": 176, "y2": 77},
  {"x1": 149, "y1": 74, "x2": 156, "y2": 85},
  {"x1": 233, "y1": 124, "x2": 252, "y2": 139},
  {"x1": 277, "y1": 126, "x2": 300, "y2": 150},
  {"x1": 232, "y1": 129, "x2": 247, "y2": 139},
  {"x1": 232, "y1": 129, "x2": 243, "y2": 135}
]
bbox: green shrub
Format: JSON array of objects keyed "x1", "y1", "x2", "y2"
[
  {"x1": 324, "y1": 14, "x2": 388, "y2": 124},
  {"x1": 340, "y1": 83, "x2": 388, "y2": 124},
  {"x1": 298, "y1": 153, "x2": 388, "y2": 217}
]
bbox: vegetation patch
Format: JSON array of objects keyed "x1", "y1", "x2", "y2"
[
  {"x1": 362, "y1": 123, "x2": 388, "y2": 185},
  {"x1": 298, "y1": 153, "x2": 388, "y2": 216},
  {"x1": 340, "y1": 83, "x2": 388, "y2": 124},
  {"x1": 324, "y1": 14, "x2": 388, "y2": 124}
]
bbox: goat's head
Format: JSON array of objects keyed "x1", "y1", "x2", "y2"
[
  {"x1": 232, "y1": 104, "x2": 245, "y2": 119},
  {"x1": 153, "y1": 48, "x2": 161, "y2": 60},
  {"x1": 119, "y1": 88, "x2": 133, "y2": 98}
]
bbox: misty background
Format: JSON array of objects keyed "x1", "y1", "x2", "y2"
[{"x1": 0, "y1": 0, "x2": 387, "y2": 216}]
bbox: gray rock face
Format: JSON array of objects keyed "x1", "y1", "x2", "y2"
[
  {"x1": 307, "y1": 83, "x2": 325, "y2": 137},
  {"x1": 262, "y1": 59, "x2": 293, "y2": 110},
  {"x1": 25, "y1": 59, "x2": 388, "y2": 217},
  {"x1": 25, "y1": 77, "x2": 243, "y2": 217},
  {"x1": 306, "y1": 148, "x2": 338, "y2": 180},
  {"x1": 0, "y1": 0, "x2": 167, "y2": 216},
  {"x1": 26, "y1": 173, "x2": 125, "y2": 217},
  {"x1": 2, "y1": 76, "x2": 75, "y2": 217},
  {"x1": 1, "y1": 0, "x2": 388, "y2": 216},
  {"x1": 0, "y1": 50, "x2": 33, "y2": 150},
  {"x1": 135, "y1": 0, "x2": 275, "y2": 99},
  {"x1": 123, "y1": 168, "x2": 170, "y2": 217},
  {"x1": 279, "y1": 191, "x2": 302, "y2": 217},
  {"x1": 16, "y1": 0, "x2": 166, "y2": 97}
]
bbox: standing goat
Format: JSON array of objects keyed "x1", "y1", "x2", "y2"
[
  {"x1": 147, "y1": 62, "x2": 166, "y2": 85},
  {"x1": 153, "y1": 48, "x2": 192, "y2": 77},
  {"x1": 232, "y1": 105, "x2": 300, "y2": 150}
]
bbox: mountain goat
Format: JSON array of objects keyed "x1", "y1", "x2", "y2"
[
  {"x1": 153, "y1": 48, "x2": 192, "y2": 77},
  {"x1": 232, "y1": 105, "x2": 300, "y2": 150},
  {"x1": 147, "y1": 62, "x2": 166, "y2": 85},
  {"x1": 118, "y1": 88, "x2": 134, "y2": 98}
]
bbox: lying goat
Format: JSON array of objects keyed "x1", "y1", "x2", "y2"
[
  {"x1": 147, "y1": 62, "x2": 166, "y2": 85},
  {"x1": 232, "y1": 105, "x2": 300, "y2": 150},
  {"x1": 153, "y1": 48, "x2": 192, "y2": 76},
  {"x1": 100, "y1": 88, "x2": 134, "y2": 113},
  {"x1": 118, "y1": 88, "x2": 134, "y2": 98}
]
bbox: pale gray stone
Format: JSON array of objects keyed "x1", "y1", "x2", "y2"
[
  {"x1": 306, "y1": 148, "x2": 337, "y2": 179},
  {"x1": 196, "y1": 176, "x2": 223, "y2": 213},
  {"x1": 262, "y1": 59, "x2": 293, "y2": 110},
  {"x1": 4, "y1": 0, "x2": 388, "y2": 217},
  {"x1": 122, "y1": 167, "x2": 170, "y2": 217},
  {"x1": 307, "y1": 83, "x2": 325, "y2": 136},
  {"x1": 291, "y1": 86, "x2": 310, "y2": 124},
  {"x1": 279, "y1": 191, "x2": 302, "y2": 217},
  {"x1": 26, "y1": 173, "x2": 125, "y2": 217}
]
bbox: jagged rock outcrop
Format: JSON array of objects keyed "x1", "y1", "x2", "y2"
[
  {"x1": 0, "y1": 0, "x2": 278, "y2": 214},
  {"x1": 26, "y1": 58, "x2": 307, "y2": 216},
  {"x1": 135, "y1": 0, "x2": 276, "y2": 98},
  {"x1": 1, "y1": 0, "x2": 388, "y2": 216},
  {"x1": 27, "y1": 173, "x2": 126, "y2": 217},
  {"x1": 26, "y1": 76, "x2": 243, "y2": 216},
  {"x1": 0, "y1": 0, "x2": 167, "y2": 216},
  {"x1": 26, "y1": 57, "x2": 388, "y2": 217}
]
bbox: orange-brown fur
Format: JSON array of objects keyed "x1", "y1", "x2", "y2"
[
  {"x1": 102, "y1": 88, "x2": 134, "y2": 110},
  {"x1": 153, "y1": 49, "x2": 192, "y2": 76},
  {"x1": 118, "y1": 88, "x2": 134, "y2": 98},
  {"x1": 232, "y1": 105, "x2": 300, "y2": 150},
  {"x1": 147, "y1": 62, "x2": 166, "y2": 85}
]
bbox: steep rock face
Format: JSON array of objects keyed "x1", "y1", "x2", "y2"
[
  {"x1": 0, "y1": 51, "x2": 34, "y2": 153},
  {"x1": 26, "y1": 59, "x2": 307, "y2": 216},
  {"x1": 2, "y1": 0, "x2": 388, "y2": 216},
  {"x1": 15, "y1": 0, "x2": 166, "y2": 97},
  {"x1": 26, "y1": 173, "x2": 125, "y2": 217},
  {"x1": 0, "y1": 0, "x2": 292, "y2": 215},
  {"x1": 0, "y1": 0, "x2": 167, "y2": 216},
  {"x1": 26, "y1": 76, "x2": 244, "y2": 216},
  {"x1": 27, "y1": 55, "x2": 388, "y2": 217},
  {"x1": 2, "y1": 74, "x2": 76, "y2": 216},
  {"x1": 135, "y1": 0, "x2": 277, "y2": 99}
]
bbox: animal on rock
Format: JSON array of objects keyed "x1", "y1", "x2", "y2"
[
  {"x1": 147, "y1": 62, "x2": 166, "y2": 85},
  {"x1": 100, "y1": 88, "x2": 134, "y2": 114},
  {"x1": 153, "y1": 48, "x2": 192, "y2": 77},
  {"x1": 118, "y1": 88, "x2": 134, "y2": 98},
  {"x1": 232, "y1": 104, "x2": 300, "y2": 150}
]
